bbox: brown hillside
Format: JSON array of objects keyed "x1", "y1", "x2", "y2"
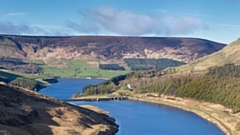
[
  {"x1": 177, "y1": 38, "x2": 240, "y2": 72},
  {"x1": 0, "y1": 84, "x2": 118, "y2": 135},
  {"x1": 0, "y1": 35, "x2": 226, "y2": 63}
]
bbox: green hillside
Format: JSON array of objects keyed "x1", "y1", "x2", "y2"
[
  {"x1": 0, "y1": 70, "x2": 56, "y2": 91},
  {"x1": 0, "y1": 35, "x2": 226, "y2": 79},
  {"x1": 72, "y1": 38, "x2": 240, "y2": 114},
  {"x1": 38, "y1": 58, "x2": 185, "y2": 78},
  {"x1": 79, "y1": 64, "x2": 240, "y2": 113}
]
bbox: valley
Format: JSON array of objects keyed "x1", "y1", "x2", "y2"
[
  {"x1": 0, "y1": 35, "x2": 239, "y2": 135},
  {"x1": 1, "y1": 1, "x2": 239, "y2": 135},
  {"x1": 0, "y1": 35, "x2": 225, "y2": 79},
  {"x1": 74, "y1": 38, "x2": 240, "y2": 135}
]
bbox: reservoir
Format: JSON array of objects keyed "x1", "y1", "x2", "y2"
[{"x1": 40, "y1": 79, "x2": 225, "y2": 135}]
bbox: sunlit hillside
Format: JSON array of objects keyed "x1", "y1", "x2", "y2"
[{"x1": 177, "y1": 38, "x2": 240, "y2": 73}]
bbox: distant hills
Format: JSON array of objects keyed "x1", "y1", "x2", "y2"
[
  {"x1": 78, "y1": 38, "x2": 240, "y2": 114},
  {"x1": 0, "y1": 35, "x2": 226, "y2": 63},
  {"x1": 0, "y1": 35, "x2": 227, "y2": 78},
  {"x1": 178, "y1": 38, "x2": 240, "y2": 73}
]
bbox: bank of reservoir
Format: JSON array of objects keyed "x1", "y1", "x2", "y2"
[{"x1": 40, "y1": 79, "x2": 224, "y2": 135}]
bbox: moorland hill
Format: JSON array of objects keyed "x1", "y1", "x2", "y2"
[
  {"x1": 178, "y1": 38, "x2": 240, "y2": 72},
  {"x1": 0, "y1": 35, "x2": 225, "y2": 63}
]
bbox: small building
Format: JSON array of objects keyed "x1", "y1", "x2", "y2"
[{"x1": 127, "y1": 84, "x2": 134, "y2": 90}]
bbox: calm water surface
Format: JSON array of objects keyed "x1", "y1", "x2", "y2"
[
  {"x1": 40, "y1": 78, "x2": 105, "y2": 99},
  {"x1": 40, "y1": 79, "x2": 225, "y2": 135}
]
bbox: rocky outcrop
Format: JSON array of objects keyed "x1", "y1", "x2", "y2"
[
  {"x1": 0, "y1": 84, "x2": 118, "y2": 135},
  {"x1": 0, "y1": 35, "x2": 226, "y2": 63}
]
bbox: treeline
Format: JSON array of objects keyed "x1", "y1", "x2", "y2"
[
  {"x1": 0, "y1": 58, "x2": 38, "y2": 74},
  {"x1": 0, "y1": 71, "x2": 45, "y2": 91},
  {"x1": 81, "y1": 74, "x2": 129, "y2": 96},
  {"x1": 131, "y1": 69, "x2": 162, "y2": 79},
  {"x1": 79, "y1": 70, "x2": 162, "y2": 97},
  {"x1": 138, "y1": 63, "x2": 240, "y2": 113},
  {"x1": 80, "y1": 63, "x2": 240, "y2": 113},
  {"x1": 206, "y1": 63, "x2": 240, "y2": 77},
  {"x1": 82, "y1": 83, "x2": 115, "y2": 96},
  {"x1": 9, "y1": 77, "x2": 42, "y2": 91},
  {"x1": 139, "y1": 75, "x2": 240, "y2": 113},
  {"x1": 124, "y1": 58, "x2": 185, "y2": 71},
  {"x1": 99, "y1": 64, "x2": 125, "y2": 70}
]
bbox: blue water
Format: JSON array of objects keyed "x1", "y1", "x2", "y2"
[
  {"x1": 40, "y1": 78, "x2": 105, "y2": 99},
  {"x1": 39, "y1": 79, "x2": 225, "y2": 135}
]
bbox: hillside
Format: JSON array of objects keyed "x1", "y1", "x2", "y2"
[
  {"x1": 0, "y1": 84, "x2": 118, "y2": 135},
  {"x1": 0, "y1": 35, "x2": 225, "y2": 63},
  {"x1": 177, "y1": 38, "x2": 240, "y2": 73},
  {"x1": 76, "y1": 64, "x2": 240, "y2": 134},
  {"x1": 0, "y1": 35, "x2": 226, "y2": 78},
  {"x1": 0, "y1": 37, "x2": 25, "y2": 59}
]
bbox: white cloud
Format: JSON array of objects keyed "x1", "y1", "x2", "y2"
[
  {"x1": 0, "y1": 22, "x2": 64, "y2": 35},
  {"x1": 0, "y1": 7, "x2": 208, "y2": 36},
  {"x1": 6, "y1": 12, "x2": 28, "y2": 16},
  {"x1": 162, "y1": 14, "x2": 208, "y2": 34},
  {"x1": 66, "y1": 7, "x2": 208, "y2": 36},
  {"x1": 0, "y1": 22, "x2": 32, "y2": 34}
]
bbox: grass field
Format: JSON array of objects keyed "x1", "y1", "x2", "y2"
[{"x1": 27, "y1": 58, "x2": 132, "y2": 79}]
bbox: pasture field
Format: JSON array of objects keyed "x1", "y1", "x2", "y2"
[{"x1": 28, "y1": 58, "x2": 131, "y2": 79}]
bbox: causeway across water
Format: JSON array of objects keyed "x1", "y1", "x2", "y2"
[{"x1": 63, "y1": 96, "x2": 128, "y2": 102}]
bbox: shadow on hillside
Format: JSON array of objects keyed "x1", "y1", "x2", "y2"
[
  {"x1": 0, "y1": 71, "x2": 21, "y2": 81},
  {"x1": 0, "y1": 85, "x2": 59, "y2": 134}
]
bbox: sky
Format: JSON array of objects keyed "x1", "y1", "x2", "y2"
[{"x1": 0, "y1": 0, "x2": 239, "y2": 44}]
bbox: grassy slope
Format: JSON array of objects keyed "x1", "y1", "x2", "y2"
[
  {"x1": 177, "y1": 38, "x2": 240, "y2": 73},
  {"x1": 28, "y1": 58, "x2": 185, "y2": 79},
  {"x1": 27, "y1": 59, "x2": 132, "y2": 79},
  {"x1": 1, "y1": 68, "x2": 51, "y2": 85}
]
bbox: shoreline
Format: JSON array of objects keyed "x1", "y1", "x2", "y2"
[
  {"x1": 73, "y1": 94, "x2": 240, "y2": 135},
  {"x1": 40, "y1": 77, "x2": 239, "y2": 134},
  {"x1": 127, "y1": 94, "x2": 240, "y2": 135},
  {"x1": 0, "y1": 84, "x2": 119, "y2": 135}
]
